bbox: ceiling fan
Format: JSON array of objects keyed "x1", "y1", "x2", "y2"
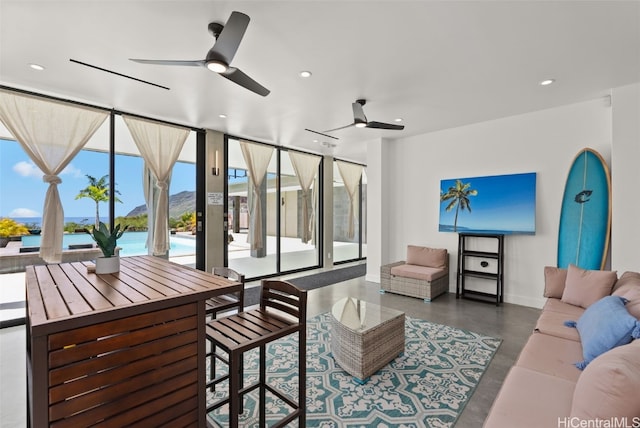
[
  {"x1": 129, "y1": 11, "x2": 269, "y2": 96},
  {"x1": 325, "y1": 99, "x2": 405, "y2": 132}
]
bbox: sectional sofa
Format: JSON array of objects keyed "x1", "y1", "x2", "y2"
[{"x1": 484, "y1": 265, "x2": 640, "y2": 427}]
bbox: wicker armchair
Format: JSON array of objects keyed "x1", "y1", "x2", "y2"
[{"x1": 380, "y1": 245, "x2": 449, "y2": 302}]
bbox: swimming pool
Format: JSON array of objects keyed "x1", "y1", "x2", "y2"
[{"x1": 21, "y1": 231, "x2": 196, "y2": 256}]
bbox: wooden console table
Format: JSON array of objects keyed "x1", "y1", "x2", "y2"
[{"x1": 25, "y1": 255, "x2": 241, "y2": 427}]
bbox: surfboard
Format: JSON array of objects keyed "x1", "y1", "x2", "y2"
[{"x1": 557, "y1": 148, "x2": 611, "y2": 270}]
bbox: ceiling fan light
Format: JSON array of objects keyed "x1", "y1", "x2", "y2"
[
  {"x1": 355, "y1": 122, "x2": 367, "y2": 128},
  {"x1": 206, "y1": 60, "x2": 228, "y2": 73}
]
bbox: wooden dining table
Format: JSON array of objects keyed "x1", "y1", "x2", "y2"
[{"x1": 25, "y1": 255, "x2": 242, "y2": 428}]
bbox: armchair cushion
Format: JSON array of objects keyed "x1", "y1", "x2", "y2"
[
  {"x1": 406, "y1": 245, "x2": 447, "y2": 269},
  {"x1": 390, "y1": 264, "x2": 448, "y2": 282}
]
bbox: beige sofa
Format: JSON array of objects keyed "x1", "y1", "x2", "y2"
[
  {"x1": 484, "y1": 266, "x2": 640, "y2": 427},
  {"x1": 380, "y1": 245, "x2": 449, "y2": 302}
]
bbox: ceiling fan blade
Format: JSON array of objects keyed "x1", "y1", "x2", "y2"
[
  {"x1": 210, "y1": 11, "x2": 250, "y2": 64},
  {"x1": 221, "y1": 67, "x2": 270, "y2": 96},
  {"x1": 129, "y1": 58, "x2": 205, "y2": 67},
  {"x1": 352, "y1": 102, "x2": 367, "y2": 123},
  {"x1": 324, "y1": 123, "x2": 355, "y2": 133},
  {"x1": 366, "y1": 121, "x2": 405, "y2": 130}
]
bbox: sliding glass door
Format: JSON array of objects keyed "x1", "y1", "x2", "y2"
[
  {"x1": 226, "y1": 137, "x2": 322, "y2": 279},
  {"x1": 279, "y1": 150, "x2": 322, "y2": 272},
  {"x1": 333, "y1": 160, "x2": 367, "y2": 264}
]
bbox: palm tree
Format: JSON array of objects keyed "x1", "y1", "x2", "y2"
[
  {"x1": 440, "y1": 179, "x2": 477, "y2": 232},
  {"x1": 75, "y1": 175, "x2": 122, "y2": 228}
]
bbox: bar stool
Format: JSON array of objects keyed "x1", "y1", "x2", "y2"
[
  {"x1": 206, "y1": 279, "x2": 307, "y2": 428},
  {"x1": 206, "y1": 267, "x2": 245, "y2": 320},
  {"x1": 206, "y1": 267, "x2": 245, "y2": 391}
]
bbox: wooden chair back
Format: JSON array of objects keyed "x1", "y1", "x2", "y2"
[
  {"x1": 212, "y1": 267, "x2": 245, "y2": 284},
  {"x1": 259, "y1": 279, "x2": 307, "y2": 323}
]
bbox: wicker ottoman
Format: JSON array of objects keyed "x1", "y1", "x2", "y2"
[{"x1": 330, "y1": 297, "x2": 405, "y2": 384}]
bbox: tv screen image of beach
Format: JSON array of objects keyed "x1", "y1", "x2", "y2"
[{"x1": 439, "y1": 172, "x2": 536, "y2": 235}]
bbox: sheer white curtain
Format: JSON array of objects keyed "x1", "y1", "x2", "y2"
[
  {"x1": 336, "y1": 160, "x2": 363, "y2": 240},
  {"x1": 142, "y1": 163, "x2": 159, "y2": 254},
  {"x1": 240, "y1": 140, "x2": 274, "y2": 250},
  {"x1": 0, "y1": 90, "x2": 108, "y2": 262},
  {"x1": 123, "y1": 116, "x2": 189, "y2": 256},
  {"x1": 289, "y1": 151, "x2": 321, "y2": 243}
]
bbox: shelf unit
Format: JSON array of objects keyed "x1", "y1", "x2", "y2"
[{"x1": 456, "y1": 233, "x2": 504, "y2": 305}]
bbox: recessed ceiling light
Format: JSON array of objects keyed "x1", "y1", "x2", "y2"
[
  {"x1": 540, "y1": 79, "x2": 555, "y2": 86},
  {"x1": 394, "y1": 118, "x2": 403, "y2": 122},
  {"x1": 218, "y1": 114, "x2": 227, "y2": 119},
  {"x1": 312, "y1": 139, "x2": 319, "y2": 143},
  {"x1": 29, "y1": 63, "x2": 45, "y2": 71},
  {"x1": 299, "y1": 71, "x2": 312, "y2": 78}
]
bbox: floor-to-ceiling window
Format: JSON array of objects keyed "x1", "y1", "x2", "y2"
[
  {"x1": 0, "y1": 121, "x2": 110, "y2": 249},
  {"x1": 0, "y1": 91, "x2": 199, "y2": 271},
  {"x1": 333, "y1": 160, "x2": 366, "y2": 264},
  {"x1": 226, "y1": 137, "x2": 322, "y2": 279},
  {"x1": 279, "y1": 149, "x2": 322, "y2": 272},
  {"x1": 227, "y1": 138, "x2": 277, "y2": 277},
  {"x1": 113, "y1": 116, "x2": 197, "y2": 264}
]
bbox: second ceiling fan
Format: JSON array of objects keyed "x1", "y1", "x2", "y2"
[{"x1": 325, "y1": 99, "x2": 405, "y2": 132}]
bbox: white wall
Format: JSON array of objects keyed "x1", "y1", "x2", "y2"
[
  {"x1": 365, "y1": 137, "x2": 390, "y2": 283},
  {"x1": 373, "y1": 97, "x2": 616, "y2": 308},
  {"x1": 611, "y1": 83, "x2": 640, "y2": 273}
]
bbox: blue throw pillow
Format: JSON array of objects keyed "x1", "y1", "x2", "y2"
[{"x1": 564, "y1": 295, "x2": 640, "y2": 370}]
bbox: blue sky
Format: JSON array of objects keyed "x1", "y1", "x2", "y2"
[
  {"x1": 439, "y1": 172, "x2": 537, "y2": 233},
  {"x1": 1, "y1": 139, "x2": 195, "y2": 219}
]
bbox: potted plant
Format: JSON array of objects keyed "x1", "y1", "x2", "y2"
[
  {"x1": 0, "y1": 218, "x2": 30, "y2": 248},
  {"x1": 85, "y1": 222, "x2": 128, "y2": 274}
]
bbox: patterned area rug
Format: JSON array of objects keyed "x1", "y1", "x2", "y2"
[{"x1": 207, "y1": 313, "x2": 501, "y2": 427}]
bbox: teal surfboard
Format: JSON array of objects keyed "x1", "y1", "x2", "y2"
[{"x1": 557, "y1": 148, "x2": 611, "y2": 270}]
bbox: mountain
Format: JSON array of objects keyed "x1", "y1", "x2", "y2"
[{"x1": 126, "y1": 190, "x2": 195, "y2": 219}]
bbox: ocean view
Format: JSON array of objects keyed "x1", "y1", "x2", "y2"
[{"x1": 10, "y1": 217, "x2": 110, "y2": 227}]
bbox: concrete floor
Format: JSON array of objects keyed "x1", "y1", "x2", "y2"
[{"x1": 0, "y1": 274, "x2": 540, "y2": 427}]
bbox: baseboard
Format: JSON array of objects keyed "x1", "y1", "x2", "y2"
[
  {"x1": 504, "y1": 293, "x2": 546, "y2": 309},
  {"x1": 366, "y1": 273, "x2": 380, "y2": 283}
]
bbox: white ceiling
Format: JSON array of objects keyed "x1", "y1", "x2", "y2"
[{"x1": 1, "y1": 1, "x2": 639, "y2": 164}]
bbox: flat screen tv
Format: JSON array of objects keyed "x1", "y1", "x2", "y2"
[{"x1": 439, "y1": 172, "x2": 536, "y2": 235}]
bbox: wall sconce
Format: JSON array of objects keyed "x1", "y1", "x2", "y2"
[{"x1": 212, "y1": 150, "x2": 220, "y2": 176}]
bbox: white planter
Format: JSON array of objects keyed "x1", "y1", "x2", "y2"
[{"x1": 95, "y1": 255, "x2": 120, "y2": 274}]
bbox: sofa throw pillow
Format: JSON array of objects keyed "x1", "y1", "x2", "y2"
[
  {"x1": 564, "y1": 295, "x2": 640, "y2": 370},
  {"x1": 406, "y1": 245, "x2": 447, "y2": 269},
  {"x1": 612, "y1": 271, "x2": 640, "y2": 319},
  {"x1": 544, "y1": 266, "x2": 568, "y2": 298},
  {"x1": 561, "y1": 264, "x2": 617, "y2": 308},
  {"x1": 612, "y1": 270, "x2": 640, "y2": 293},
  {"x1": 570, "y1": 340, "x2": 640, "y2": 419}
]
